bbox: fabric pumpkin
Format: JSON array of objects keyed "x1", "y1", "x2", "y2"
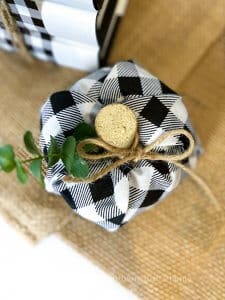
[{"x1": 40, "y1": 61, "x2": 202, "y2": 232}]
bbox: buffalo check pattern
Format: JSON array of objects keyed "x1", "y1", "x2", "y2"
[
  {"x1": 0, "y1": 0, "x2": 54, "y2": 61},
  {"x1": 7, "y1": 0, "x2": 46, "y2": 33},
  {"x1": 40, "y1": 61, "x2": 202, "y2": 232}
]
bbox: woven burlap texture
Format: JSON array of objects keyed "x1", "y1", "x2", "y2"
[{"x1": 0, "y1": 0, "x2": 225, "y2": 299}]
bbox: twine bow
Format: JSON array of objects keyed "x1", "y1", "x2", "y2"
[{"x1": 64, "y1": 129, "x2": 220, "y2": 211}]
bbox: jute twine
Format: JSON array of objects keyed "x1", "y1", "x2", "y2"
[
  {"x1": 63, "y1": 104, "x2": 220, "y2": 212},
  {"x1": 0, "y1": 0, "x2": 32, "y2": 61}
]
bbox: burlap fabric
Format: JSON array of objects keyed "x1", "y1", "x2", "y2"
[{"x1": 0, "y1": 0, "x2": 225, "y2": 298}]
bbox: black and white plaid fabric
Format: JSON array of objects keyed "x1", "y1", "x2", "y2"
[
  {"x1": 40, "y1": 61, "x2": 202, "y2": 232},
  {"x1": 7, "y1": 0, "x2": 46, "y2": 33},
  {"x1": 0, "y1": 0, "x2": 54, "y2": 61}
]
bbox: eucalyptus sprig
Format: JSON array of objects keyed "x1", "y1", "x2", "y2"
[{"x1": 0, "y1": 122, "x2": 97, "y2": 186}]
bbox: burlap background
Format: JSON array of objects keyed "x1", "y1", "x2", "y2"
[{"x1": 0, "y1": 0, "x2": 225, "y2": 298}]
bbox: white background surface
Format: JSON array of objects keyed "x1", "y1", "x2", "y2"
[{"x1": 0, "y1": 217, "x2": 137, "y2": 300}]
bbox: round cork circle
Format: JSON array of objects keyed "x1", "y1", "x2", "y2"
[{"x1": 95, "y1": 104, "x2": 137, "y2": 149}]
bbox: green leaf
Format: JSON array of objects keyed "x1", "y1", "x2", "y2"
[
  {"x1": 74, "y1": 122, "x2": 97, "y2": 142},
  {"x1": 0, "y1": 145, "x2": 16, "y2": 172},
  {"x1": 47, "y1": 136, "x2": 61, "y2": 167},
  {"x1": 74, "y1": 122, "x2": 98, "y2": 153},
  {"x1": 23, "y1": 131, "x2": 40, "y2": 155},
  {"x1": 29, "y1": 159, "x2": 44, "y2": 187},
  {"x1": 61, "y1": 136, "x2": 76, "y2": 173},
  {"x1": 70, "y1": 154, "x2": 89, "y2": 178},
  {"x1": 15, "y1": 158, "x2": 28, "y2": 184}
]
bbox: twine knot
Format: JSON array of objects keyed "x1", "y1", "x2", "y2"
[
  {"x1": 64, "y1": 128, "x2": 194, "y2": 183},
  {"x1": 63, "y1": 128, "x2": 220, "y2": 211},
  {"x1": 133, "y1": 146, "x2": 144, "y2": 163}
]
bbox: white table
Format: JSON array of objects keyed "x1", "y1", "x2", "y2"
[{"x1": 0, "y1": 217, "x2": 137, "y2": 300}]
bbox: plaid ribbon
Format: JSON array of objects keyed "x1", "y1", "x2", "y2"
[{"x1": 0, "y1": 0, "x2": 54, "y2": 61}]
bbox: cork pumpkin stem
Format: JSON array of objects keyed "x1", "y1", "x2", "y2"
[{"x1": 95, "y1": 104, "x2": 138, "y2": 149}]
